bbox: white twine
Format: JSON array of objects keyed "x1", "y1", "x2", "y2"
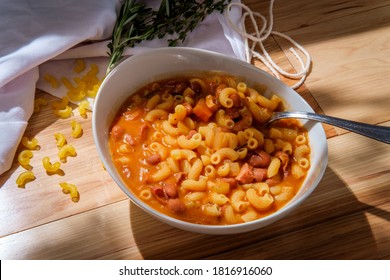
[{"x1": 224, "y1": 0, "x2": 311, "y2": 89}]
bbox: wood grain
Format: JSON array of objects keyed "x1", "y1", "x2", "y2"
[
  {"x1": 0, "y1": 90, "x2": 126, "y2": 237},
  {"x1": 1, "y1": 0, "x2": 389, "y2": 260},
  {"x1": 1, "y1": 130, "x2": 388, "y2": 260},
  {"x1": 272, "y1": 2, "x2": 390, "y2": 131}
]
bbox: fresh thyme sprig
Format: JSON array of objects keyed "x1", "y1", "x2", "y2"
[{"x1": 106, "y1": 0, "x2": 231, "y2": 74}]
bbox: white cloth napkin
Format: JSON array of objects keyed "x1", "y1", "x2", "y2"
[{"x1": 0, "y1": 0, "x2": 244, "y2": 175}]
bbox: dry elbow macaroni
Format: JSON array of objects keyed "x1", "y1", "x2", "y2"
[
  {"x1": 18, "y1": 150, "x2": 33, "y2": 167},
  {"x1": 52, "y1": 96, "x2": 69, "y2": 110},
  {"x1": 71, "y1": 120, "x2": 83, "y2": 138},
  {"x1": 16, "y1": 171, "x2": 35, "y2": 187},
  {"x1": 58, "y1": 144, "x2": 77, "y2": 162},
  {"x1": 54, "y1": 133, "x2": 67, "y2": 147},
  {"x1": 19, "y1": 59, "x2": 99, "y2": 203},
  {"x1": 21, "y1": 136, "x2": 40, "y2": 150},
  {"x1": 43, "y1": 73, "x2": 59, "y2": 88},
  {"x1": 109, "y1": 74, "x2": 311, "y2": 225},
  {"x1": 34, "y1": 97, "x2": 48, "y2": 113},
  {"x1": 42, "y1": 157, "x2": 61, "y2": 173},
  {"x1": 73, "y1": 59, "x2": 86, "y2": 73},
  {"x1": 78, "y1": 100, "x2": 90, "y2": 118},
  {"x1": 59, "y1": 182, "x2": 80, "y2": 202},
  {"x1": 54, "y1": 105, "x2": 73, "y2": 119}
]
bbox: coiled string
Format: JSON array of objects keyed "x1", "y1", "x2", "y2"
[{"x1": 224, "y1": 1, "x2": 311, "y2": 89}]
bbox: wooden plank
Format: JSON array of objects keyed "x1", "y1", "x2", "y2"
[
  {"x1": 1, "y1": 0, "x2": 389, "y2": 261},
  {"x1": 0, "y1": 90, "x2": 127, "y2": 237},
  {"x1": 204, "y1": 205, "x2": 390, "y2": 259},
  {"x1": 0, "y1": 200, "x2": 141, "y2": 260},
  {"x1": 274, "y1": 5, "x2": 390, "y2": 131},
  {"x1": 243, "y1": 0, "x2": 390, "y2": 33},
  {"x1": 1, "y1": 131, "x2": 388, "y2": 260}
]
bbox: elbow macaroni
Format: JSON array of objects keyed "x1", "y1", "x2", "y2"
[
  {"x1": 34, "y1": 97, "x2": 48, "y2": 113},
  {"x1": 54, "y1": 105, "x2": 73, "y2": 118},
  {"x1": 42, "y1": 157, "x2": 61, "y2": 173},
  {"x1": 109, "y1": 74, "x2": 311, "y2": 225},
  {"x1": 59, "y1": 182, "x2": 80, "y2": 202},
  {"x1": 16, "y1": 171, "x2": 35, "y2": 187},
  {"x1": 71, "y1": 120, "x2": 83, "y2": 138},
  {"x1": 58, "y1": 144, "x2": 77, "y2": 162},
  {"x1": 18, "y1": 150, "x2": 33, "y2": 167},
  {"x1": 54, "y1": 133, "x2": 67, "y2": 147},
  {"x1": 21, "y1": 136, "x2": 40, "y2": 150}
]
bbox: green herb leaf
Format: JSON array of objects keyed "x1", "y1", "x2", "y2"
[{"x1": 106, "y1": 0, "x2": 231, "y2": 74}]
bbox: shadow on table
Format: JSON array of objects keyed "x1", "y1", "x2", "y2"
[{"x1": 130, "y1": 166, "x2": 385, "y2": 259}]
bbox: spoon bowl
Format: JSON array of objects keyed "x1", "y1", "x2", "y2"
[{"x1": 267, "y1": 111, "x2": 390, "y2": 144}]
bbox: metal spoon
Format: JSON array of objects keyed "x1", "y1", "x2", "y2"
[{"x1": 267, "y1": 111, "x2": 390, "y2": 144}]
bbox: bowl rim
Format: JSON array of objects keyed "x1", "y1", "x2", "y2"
[{"x1": 92, "y1": 47, "x2": 328, "y2": 234}]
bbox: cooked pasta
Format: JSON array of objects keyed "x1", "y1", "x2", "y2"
[
  {"x1": 109, "y1": 73, "x2": 311, "y2": 225},
  {"x1": 203, "y1": 203, "x2": 222, "y2": 216},
  {"x1": 140, "y1": 189, "x2": 153, "y2": 200},
  {"x1": 150, "y1": 161, "x2": 171, "y2": 182}
]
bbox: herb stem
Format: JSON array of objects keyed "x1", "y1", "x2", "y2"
[{"x1": 106, "y1": 0, "x2": 231, "y2": 75}]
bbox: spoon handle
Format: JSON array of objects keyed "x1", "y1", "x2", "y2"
[{"x1": 271, "y1": 111, "x2": 390, "y2": 144}]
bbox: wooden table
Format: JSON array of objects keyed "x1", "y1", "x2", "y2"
[{"x1": 1, "y1": 0, "x2": 389, "y2": 260}]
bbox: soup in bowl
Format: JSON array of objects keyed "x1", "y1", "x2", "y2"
[{"x1": 93, "y1": 47, "x2": 328, "y2": 234}]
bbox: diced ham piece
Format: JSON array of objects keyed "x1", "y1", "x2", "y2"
[
  {"x1": 151, "y1": 183, "x2": 178, "y2": 204},
  {"x1": 163, "y1": 183, "x2": 178, "y2": 199},
  {"x1": 235, "y1": 163, "x2": 254, "y2": 184},
  {"x1": 110, "y1": 125, "x2": 124, "y2": 140},
  {"x1": 217, "y1": 177, "x2": 237, "y2": 189},
  {"x1": 225, "y1": 108, "x2": 241, "y2": 119},
  {"x1": 123, "y1": 108, "x2": 142, "y2": 120},
  {"x1": 266, "y1": 176, "x2": 282, "y2": 187},
  {"x1": 233, "y1": 118, "x2": 251, "y2": 132},
  {"x1": 173, "y1": 82, "x2": 189, "y2": 94},
  {"x1": 167, "y1": 198, "x2": 186, "y2": 214},
  {"x1": 248, "y1": 150, "x2": 271, "y2": 168},
  {"x1": 253, "y1": 168, "x2": 267, "y2": 182},
  {"x1": 230, "y1": 93, "x2": 242, "y2": 107},
  {"x1": 190, "y1": 80, "x2": 201, "y2": 94},
  {"x1": 173, "y1": 172, "x2": 186, "y2": 184},
  {"x1": 151, "y1": 186, "x2": 168, "y2": 203},
  {"x1": 123, "y1": 133, "x2": 136, "y2": 146},
  {"x1": 139, "y1": 123, "x2": 148, "y2": 141}
]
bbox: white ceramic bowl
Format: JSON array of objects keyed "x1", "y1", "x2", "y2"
[{"x1": 93, "y1": 47, "x2": 328, "y2": 235}]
